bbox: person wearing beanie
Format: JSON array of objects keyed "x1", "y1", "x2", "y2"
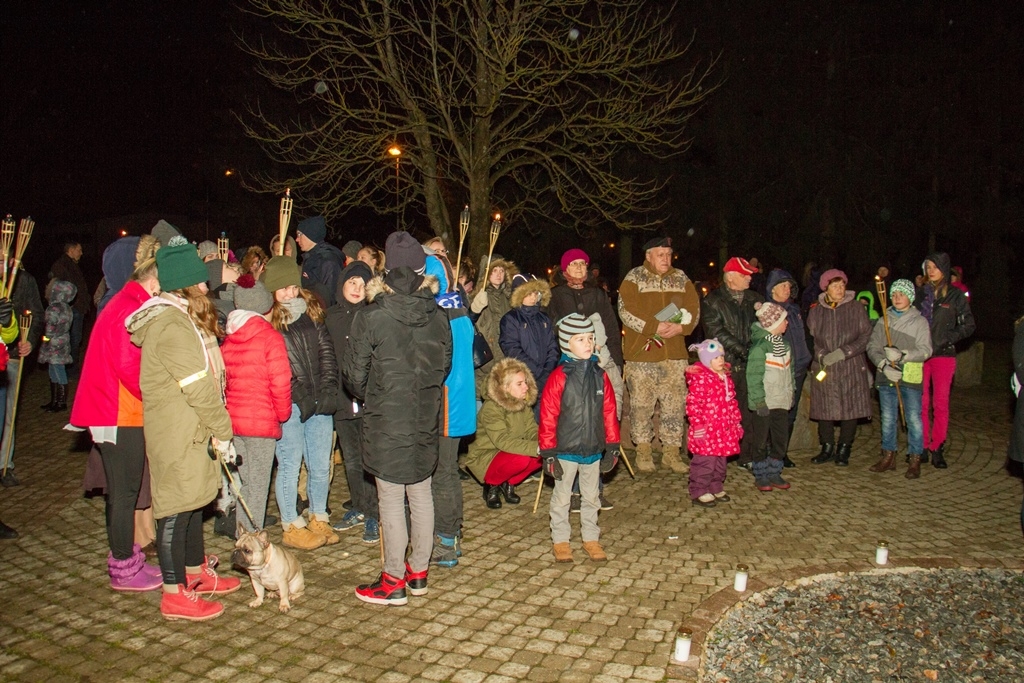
[
  {"x1": 150, "y1": 219, "x2": 181, "y2": 249},
  {"x1": 745, "y1": 301, "x2": 796, "y2": 491},
  {"x1": 685, "y1": 339, "x2": 743, "y2": 507},
  {"x1": 499, "y1": 273, "x2": 558, "y2": 412},
  {"x1": 807, "y1": 268, "x2": 873, "y2": 467},
  {"x1": 295, "y1": 215, "x2": 345, "y2": 307},
  {"x1": 384, "y1": 230, "x2": 427, "y2": 273},
  {"x1": 261, "y1": 255, "x2": 302, "y2": 294},
  {"x1": 617, "y1": 236, "x2": 700, "y2": 473},
  {"x1": 341, "y1": 240, "x2": 363, "y2": 265},
  {"x1": 765, "y1": 268, "x2": 813, "y2": 467},
  {"x1": 540, "y1": 314, "x2": 620, "y2": 563},
  {"x1": 325, "y1": 259, "x2": 380, "y2": 544},
  {"x1": 125, "y1": 234, "x2": 240, "y2": 621},
  {"x1": 866, "y1": 279, "x2": 933, "y2": 477},
  {"x1": 197, "y1": 241, "x2": 219, "y2": 263}
]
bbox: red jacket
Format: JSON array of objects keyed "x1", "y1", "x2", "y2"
[
  {"x1": 685, "y1": 363, "x2": 743, "y2": 457},
  {"x1": 539, "y1": 358, "x2": 619, "y2": 454},
  {"x1": 222, "y1": 311, "x2": 292, "y2": 438},
  {"x1": 70, "y1": 281, "x2": 148, "y2": 428}
]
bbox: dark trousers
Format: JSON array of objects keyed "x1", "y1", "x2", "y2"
[
  {"x1": 432, "y1": 435, "x2": 463, "y2": 538},
  {"x1": 688, "y1": 454, "x2": 728, "y2": 499},
  {"x1": 750, "y1": 409, "x2": 790, "y2": 462},
  {"x1": 97, "y1": 427, "x2": 146, "y2": 560},
  {"x1": 70, "y1": 308, "x2": 84, "y2": 366},
  {"x1": 818, "y1": 419, "x2": 857, "y2": 445},
  {"x1": 334, "y1": 416, "x2": 378, "y2": 522},
  {"x1": 732, "y1": 368, "x2": 756, "y2": 465},
  {"x1": 787, "y1": 368, "x2": 808, "y2": 431},
  {"x1": 156, "y1": 508, "x2": 205, "y2": 586}
]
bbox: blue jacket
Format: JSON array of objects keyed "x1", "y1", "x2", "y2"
[
  {"x1": 442, "y1": 307, "x2": 477, "y2": 438},
  {"x1": 499, "y1": 304, "x2": 559, "y2": 392},
  {"x1": 301, "y1": 241, "x2": 346, "y2": 307},
  {"x1": 765, "y1": 268, "x2": 812, "y2": 373}
]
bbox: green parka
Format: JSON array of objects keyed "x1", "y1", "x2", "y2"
[{"x1": 464, "y1": 357, "x2": 539, "y2": 481}]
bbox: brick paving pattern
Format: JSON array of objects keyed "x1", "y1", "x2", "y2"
[{"x1": 0, "y1": 343, "x2": 1021, "y2": 683}]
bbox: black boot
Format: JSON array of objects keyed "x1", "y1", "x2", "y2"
[
  {"x1": 834, "y1": 443, "x2": 852, "y2": 467},
  {"x1": 500, "y1": 482, "x2": 521, "y2": 505},
  {"x1": 931, "y1": 442, "x2": 948, "y2": 469},
  {"x1": 782, "y1": 456, "x2": 797, "y2": 468},
  {"x1": 40, "y1": 382, "x2": 56, "y2": 411},
  {"x1": 47, "y1": 383, "x2": 68, "y2": 412},
  {"x1": 811, "y1": 443, "x2": 835, "y2": 464},
  {"x1": 483, "y1": 485, "x2": 502, "y2": 509}
]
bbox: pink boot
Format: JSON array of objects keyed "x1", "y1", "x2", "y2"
[
  {"x1": 133, "y1": 543, "x2": 163, "y2": 581},
  {"x1": 108, "y1": 546, "x2": 162, "y2": 592}
]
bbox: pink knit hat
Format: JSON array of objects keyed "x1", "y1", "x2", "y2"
[
  {"x1": 818, "y1": 268, "x2": 848, "y2": 291},
  {"x1": 560, "y1": 248, "x2": 589, "y2": 272}
]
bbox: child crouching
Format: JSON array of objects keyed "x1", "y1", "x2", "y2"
[
  {"x1": 541, "y1": 314, "x2": 620, "y2": 563},
  {"x1": 685, "y1": 339, "x2": 743, "y2": 507},
  {"x1": 747, "y1": 301, "x2": 796, "y2": 491}
]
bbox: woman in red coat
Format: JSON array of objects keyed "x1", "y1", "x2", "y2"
[{"x1": 221, "y1": 274, "x2": 292, "y2": 532}]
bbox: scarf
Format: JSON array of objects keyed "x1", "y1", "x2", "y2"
[
  {"x1": 281, "y1": 296, "x2": 308, "y2": 325},
  {"x1": 920, "y1": 283, "x2": 940, "y2": 324},
  {"x1": 564, "y1": 273, "x2": 587, "y2": 289},
  {"x1": 767, "y1": 333, "x2": 786, "y2": 357}
]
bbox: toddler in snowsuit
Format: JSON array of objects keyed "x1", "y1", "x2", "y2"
[{"x1": 39, "y1": 279, "x2": 77, "y2": 412}]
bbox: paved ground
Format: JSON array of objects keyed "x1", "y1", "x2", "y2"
[{"x1": 1, "y1": 342, "x2": 1021, "y2": 683}]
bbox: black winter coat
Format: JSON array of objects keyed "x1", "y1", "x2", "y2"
[
  {"x1": 1009, "y1": 317, "x2": 1024, "y2": 464},
  {"x1": 344, "y1": 269, "x2": 452, "y2": 485},
  {"x1": 701, "y1": 286, "x2": 764, "y2": 369},
  {"x1": 301, "y1": 241, "x2": 346, "y2": 307},
  {"x1": 281, "y1": 312, "x2": 339, "y2": 422},
  {"x1": 548, "y1": 276, "x2": 623, "y2": 368},
  {"x1": 919, "y1": 252, "x2": 975, "y2": 357},
  {"x1": 325, "y1": 297, "x2": 365, "y2": 421},
  {"x1": 499, "y1": 305, "x2": 559, "y2": 390}
]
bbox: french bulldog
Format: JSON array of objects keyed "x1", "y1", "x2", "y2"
[{"x1": 231, "y1": 524, "x2": 305, "y2": 612}]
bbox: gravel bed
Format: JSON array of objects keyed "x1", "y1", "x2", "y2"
[{"x1": 700, "y1": 568, "x2": 1024, "y2": 683}]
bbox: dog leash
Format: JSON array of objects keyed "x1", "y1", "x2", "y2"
[{"x1": 217, "y1": 445, "x2": 260, "y2": 532}]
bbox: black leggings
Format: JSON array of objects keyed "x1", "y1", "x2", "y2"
[
  {"x1": 818, "y1": 419, "x2": 858, "y2": 446},
  {"x1": 156, "y1": 509, "x2": 205, "y2": 586},
  {"x1": 97, "y1": 427, "x2": 146, "y2": 560}
]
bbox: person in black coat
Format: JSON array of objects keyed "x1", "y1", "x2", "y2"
[{"x1": 1009, "y1": 313, "x2": 1024, "y2": 532}]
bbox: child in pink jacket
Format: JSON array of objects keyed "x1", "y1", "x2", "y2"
[{"x1": 685, "y1": 339, "x2": 743, "y2": 507}]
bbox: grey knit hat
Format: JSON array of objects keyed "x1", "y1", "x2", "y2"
[
  {"x1": 557, "y1": 313, "x2": 595, "y2": 357},
  {"x1": 233, "y1": 274, "x2": 274, "y2": 314},
  {"x1": 197, "y1": 240, "x2": 218, "y2": 261},
  {"x1": 890, "y1": 278, "x2": 916, "y2": 304}
]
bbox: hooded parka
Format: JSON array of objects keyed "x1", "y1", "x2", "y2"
[
  {"x1": 806, "y1": 291, "x2": 873, "y2": 421},
  {"x1": 464, "y1": 358, "x2": 539, "y2": 481}
]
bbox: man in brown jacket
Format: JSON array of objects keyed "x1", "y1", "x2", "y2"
[{"x1": 617, "y1": 237, "x2": 700, "y2": 472}]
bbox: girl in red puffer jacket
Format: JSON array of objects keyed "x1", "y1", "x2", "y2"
[
  {"x1": 221, "y1": 274, "x2": 292, "y2": 532},
  {"x1": 685, "y1": 339, "x2": 743, "y2": 508}
]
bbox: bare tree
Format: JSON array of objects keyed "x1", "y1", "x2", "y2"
[{"x1": 238, "y1": 0, "x2": 716, "y2": 257}]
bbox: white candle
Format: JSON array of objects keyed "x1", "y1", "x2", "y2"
[
  {"x1": 673, "y1": 629, "x2": 692, "y2": 662},
  {"x1": 875, "y1": 541, "x2": 889, "y2": 565},
  {"x1": 734, "y1": 564, "x2": 748, "y2": 592}
]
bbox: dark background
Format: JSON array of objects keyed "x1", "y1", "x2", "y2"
[{"x1": 1, "y1": 1, "x2": 1021, "y2": 335}]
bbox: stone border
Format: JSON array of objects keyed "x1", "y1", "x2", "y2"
[{"x1": 666, "y1": 556, "x2": 1024, "y2": 681}]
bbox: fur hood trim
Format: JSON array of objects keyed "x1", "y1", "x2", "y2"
[
  {"x1": 486, "y1": 357, "x2": 538, "y2": 411},
  {"x1": 366, "y1": 273, "x2": 440, "y2": 302},
  {"x1": 510, "y1": 278, "x2": 552, "y2": 308},
  {"x1": 483, "y1": 259, "x2": 519, "y2": 287}
]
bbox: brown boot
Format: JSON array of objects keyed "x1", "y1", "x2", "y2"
[
  {"x1": 869, "y1": 449, "x2": 897, "y2": 472},
  {"x1": 661, "y1": 446, "x2": 688, "y2": 474},
  {"x1": 582, "y1": 541, "x2": 607, "y2": 562},
  {"x1": 635, "y1": 443, "x2": 655, "y2": 472},
  {"x1": 905, "y1": 454, "x2": 922, "y2": 479},
  {"x1": 552, "y1": 542, "x2": 574, "y2": 563}
]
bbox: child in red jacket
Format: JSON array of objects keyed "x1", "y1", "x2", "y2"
[
  {"x1": 686, "y1": 339, "x2": 743, "y2": 508},
  {"x1": 221, "y1": 275, "x2": 292, "y2": 532}
]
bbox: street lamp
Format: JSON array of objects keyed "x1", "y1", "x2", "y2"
[{"x1": 388, "y1": 145, "x2": 402, "y2": 230}]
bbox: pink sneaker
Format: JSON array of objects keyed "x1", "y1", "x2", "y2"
[{"x1": 108, "y1": 548, "x2": 162, "y2": 592}]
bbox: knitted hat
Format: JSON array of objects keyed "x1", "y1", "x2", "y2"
[
  {"x1": 510, "y1": 273, "x2": 534, "y2": 292},
  {"x1": 156, "y1": 235, "x2": 208, "y2": 292},
  {"x1": 340, "y1": 260, "x2": 373, "y2": 285},
  {"x1": 818, "y1": 268, "x2": 848, "y2": 291},
  {"x1": 385, "y1": 231, "x2": 426, "y2": 273},
  {"x1": 560, "y1": 248, "x2": 590, "y2": 272},
  {"x1": 890, "y1": 278, "x2": 916, "y2": 304},
  {"x1": 755, "y1": 301, "x2": 788, "y2": 332},
  {"x1": 557, "y1": 313, "x2": 595, "y2": 357},
  {"x1": 643, "y1": 235, "x2": 672, "y2": 251},
  {"x1": 342, "y1": 240, "x2": 363, "y2": 259},
  {"x1": 723, "y1": 256, "x2": 756, "y2": 275},
  {"x1": 150, "y1": 219, "x2": 182, "y2": 248},
  {"x1": 689, "y1": 338, "x2": 725, "y2": 368},
  {"x1": 297, "y1": 215, "x2": 327, "y2": 243},
  {"x1": 233, "y1": 273, "x2": 274, "y2": 314},
  {"x1": 197, "y1": 240, "x2": 218, "y2": 261},
  {"x1": 262, "y1": 255, "x2": 301, "y2": 293}
]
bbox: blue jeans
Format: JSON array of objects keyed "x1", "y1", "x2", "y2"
[
  {"x1": 48, "y1": 364, "x2": 67, "y2": 385},
  {"x1": 0, "y1": 358, "x2": 20, "y2": 471},
  {"x1": 275, "y1": 405, "x2": 333, "y2": 526},
  {"x1": 879, "y1": 384, "x2": 923, "y2": 455}
]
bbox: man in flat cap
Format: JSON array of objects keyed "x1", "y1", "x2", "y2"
[{"x1": 617, "y1": 236, "x2": 701, "y2": 473}]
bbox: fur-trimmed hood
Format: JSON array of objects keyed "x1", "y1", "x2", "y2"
[
  {"x1": 486, "y1": 357, "x2": 538, "y2": 411},
  {"x1": 366, "y1": 270, "x2": 441, "y2": 328},
  {"x1": 482, "y1": 258, "x2": 519, "y2": 289},
  {"x1": 510, "y1": 278, "x2": 552, "y2": 308}
]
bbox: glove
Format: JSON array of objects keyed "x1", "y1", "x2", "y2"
[
  {"x1": 883, "y1": 346, "x2": 903, "y2": 363},
  {"x1": 0, "y1": 298, "x2": 12, "y2": 327},
  {"x1": 882, "y1": 365, "x2": 903, "y2": 383},
  {"x1": 470, "y1": 289, "x2": 489, "y2": 314},
  {"x1": 756, "y1": 405, "x2": 770, "y2": 417},
  {"x1": 691, "y1": 427, "x2": 706, "y2": 441},
  {"x1": 542, "y1": 452, "x2": 563, "y2": 481},
  {"x1": 317, "y1": 394, "x2": 338, "y2": 416},
  {"x1": 600, "y1": 445, "x2": 620, "y2": 474},
  {"x1": 821, "y1": 349, "x2": 845, "y2": 367}
]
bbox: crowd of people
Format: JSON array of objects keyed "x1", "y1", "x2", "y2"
[{"x1": 0, "y1": 214, "x2": 999, "y2": 620}]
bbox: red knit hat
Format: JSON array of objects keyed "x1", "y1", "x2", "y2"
[
  {"x1": 560, "y1": 248, "x2": 589, "y2": 272},
  {"x1": 723, "y1": 257, "x2": 756, "y2": 276}
]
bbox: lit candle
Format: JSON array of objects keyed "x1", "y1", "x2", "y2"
[
  {"x1": 875, "y1": 541, "x2": 889, "y2": 565},
  {"x1": 734, "y1": 564, "x2": 748, "y2": 592},
  {"x1": 673, "y1": 628, "x2": 692, "y2": 662}
]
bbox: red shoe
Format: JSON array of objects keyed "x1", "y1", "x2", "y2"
[
  {"x1": 160, "y1": 585, "x2": 224, "y2": 621},
  {"x1": 355, "y1": 572, "x2": 408, "y2": 606},
  {"x1": 186, "y1": 555, "x2": 241, "y2": 595},
  {"x1": 755, "y1": 480, "x2": 774, "y2": 492},
  {"x1": 405, "y1": 563, "x2": 428, "y2": 596}
]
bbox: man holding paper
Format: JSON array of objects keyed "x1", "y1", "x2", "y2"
[{"x1": 617, "y1": 237, "x2": 700, "y2": 473}]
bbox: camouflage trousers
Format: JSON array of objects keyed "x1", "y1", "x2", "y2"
[{"x1": 624, "y1": 358, "x2": 688, "y2": 447}]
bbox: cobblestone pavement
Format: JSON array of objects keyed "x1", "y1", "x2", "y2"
[{"x1": 1, "y1": 343, "x2": 1021, "y2": 683}]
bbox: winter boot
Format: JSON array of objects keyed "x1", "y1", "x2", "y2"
[
  {"x1": 307, "y1": 518, "x2": 341, "y2": 545},
  {"x1": 354, "y1": 572, "x2": 408, "y2": 606},
  {"x1": 834, "y1": 443, "x2": 852, "y2": 467},
  {"x1": 186, "y1": 555, "x2": 241, "y2": 596},
  {"x1": 931, "y1": 442, "x2": 948, "y2": 469},
  {"x1": 811, "y1": 443, "x2": 835, "y2": 464},
  {"x1": 635, "y1": 443, "x2": 655, "y2": 472},
  {"x1": 430, "y1": 534, "x2": 459, "y2": 568},
  {"x1": 405, "y1": 563, "x2": 428, "y2": 597},
  {"x1": 51, "y1": 383, "x2": 68, "y2": 412},
  {"x1": 160, "y1": 585, "x2": 224, "y2": 621},
  {"x1": 905, "y1": 454, "x2": 922, "y2": 479},
  {"x1": 108, "y1": 547, "x2": 162, "y2": 592},
  {"x1": 767, "y1": 458, "x2": 790, "y2": 489},
  {"x1": 661, "y1": 446, "x2": 688, "y2": 474},
  {"x1": 552, "y1": 542, "x2": 574, "y2": 563},
  {"x1": 40, "y1": 382, "x2": 57, "y2": 411},
  {"x1": 483, "y1": 485, "x2": 502, "y2": 509},
  {"x1": 282, "y1": 523, "x2": 327, "y2": 550},
  {"x1": 499, "y1": 482, "x2": 521, "y2": 505},
  {"x1": 869, "y1": 449, "x2": 897, "y2": 472},
  {"x1": 582, "y1": 541, "x2": 607, "y2": 561},
  {"x1": 752, "y1": 459, "x2": 773, "y2": 491}
]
